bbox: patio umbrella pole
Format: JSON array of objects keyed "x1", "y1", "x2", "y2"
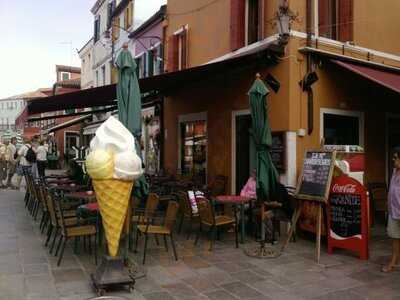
[{"x1": 244, "y1": 74, "x2": 280, "y2": 259}]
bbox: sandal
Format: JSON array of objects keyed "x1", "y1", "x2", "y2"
[{"x1": 381, "y1": 264, "x2": 396, "y2": 273}]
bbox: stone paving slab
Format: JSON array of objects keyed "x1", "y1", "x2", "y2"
[{"x1": 1, "y1": 187, "x2": 400, "y2": 299}]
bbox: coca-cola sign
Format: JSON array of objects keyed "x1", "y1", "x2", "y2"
[{"x1": 332, "y1": 183, "x2": 356, "y2": 194}]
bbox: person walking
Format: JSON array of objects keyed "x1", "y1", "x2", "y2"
[
  {"x1": 5, "y1": 137, "x2": 17, "y2": 188},
  {"x1": 383, "y1": 148, "x2": 400, "y2": 273},
  {"x1": 36, "y1": 140, "x2": 48, "y2": 178},
  {"x1": 0, "y1": 141, "x2": 7, "y2": 188},
  {"x1": 15, "y1": 139, "x2": 35, "y2": 190}
]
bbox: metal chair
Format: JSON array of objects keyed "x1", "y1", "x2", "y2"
[
  {"x1": 368, "y1": 182, "x2": 388, "y2": 225},
  {"x1": 177, "y1": 191, "x2": 199, "y2": 239}
]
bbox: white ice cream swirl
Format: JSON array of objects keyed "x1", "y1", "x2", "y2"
[{"x1": 89, "y1": 116, "x2": 143, "y2": 181}]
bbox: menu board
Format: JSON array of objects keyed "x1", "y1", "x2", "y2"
[
  {"x1": 271, "y1": 132, "x2": 285, "y2": 173},
  {"x1": 296, "y1": 151, "x2": 336, "y2": 202},
  {"x1": 329, "y1": 193, "x2": 361, "y2": 238}
]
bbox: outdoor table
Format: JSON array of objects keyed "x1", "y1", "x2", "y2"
[
  {"x1": 215, "y1": 195, "x2": 254, "y2": 243},
  {"x1": 51, "y1": 184, "x2": 86, "y2": 195},
  {"x1": 65, "y1": 191, "x2": 96, "y2": 204},
  {"x1": 47, "y1": 179, "x2": 75, "y2": 185},
  {"x1": 45, "y1": 174, "x2": 68, "y2": 179}
]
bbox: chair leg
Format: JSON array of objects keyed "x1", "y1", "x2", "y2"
[
  {"x1": 142, "y1": 234, "x2": 149, "y2": 265},
  {"x1": 45, "y1": 224, "x2": 53, "y2": 247},
  {"x1": 163, "y1": 235, "x2": 168, "y2": 252},
  {"x1": 178, "y1": 214, "x2": 184, "y2": 234},
  {"x1": 170, "y1": 233, "x2": 178, "y2": 261},
  {"x1": 57, "y1": 238, "x2": 68, "y2": 267},
  {"x1": 154, "y1": 235, "x2": 160, "y2": 246},
  {"x1": 209, "y1": 226, "x2": 215, "y2": 251},
  {"x1": 55, "y1": 234, "x2": 63, "y2": 256},
  {"x1": 134, "y1": 229, "x2": 139, "y2": 253},
  {"x1": 88, "y1": 235, "x2": 92, "y2": 254},
  {"x1": 234, "y1": 221, "x2": 239, "y2": 249},
  {"x1": 186, "y1": 218, "x2": 193, "y2": 240},
  {"x1": 194, "y1": 223, "x2": 202, "y2": 246},
  {"x1": 50, "y1": 227, "x2": 59, "y2": 254},
  {"x1": 93, "y1": 234, "x2": 98, "y2": 265}
]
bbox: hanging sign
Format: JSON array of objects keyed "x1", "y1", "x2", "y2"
[
  {"x1": 296, "y1": 150, "x2": 336, "y2": 202},
  {"x1": 327, "y1": 174, "x2": 369, "y2": 260}
]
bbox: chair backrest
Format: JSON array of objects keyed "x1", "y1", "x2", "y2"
[
  {"x1": 36, "y1": 180, "x2": 48, "y2": 211},
  {"x1": 53, "y1": 194, "x2": 67, "y2": 235},
  {"x1": 209, "y1": 175, "x2": 227, "y2": 196},
  {"x1": 164, "y1": 201, "x2": 179, "y2": 231},
  {"x1": 196, "y1": 199, "x2": 215, "y2": 225},
  {"x1": 145, "y1": 193, "x2": 159, "y2": 217},
  {"x1": 46, "y1": 189, "x2": 59, "y2": 227},
  {"x1": 177, "y1": 191, "x2": 192, "y2": 216}
]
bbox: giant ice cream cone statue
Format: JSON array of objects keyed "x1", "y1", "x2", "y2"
[{"x1": 85, "y1": 116, "x2": 143, "y2": 257}]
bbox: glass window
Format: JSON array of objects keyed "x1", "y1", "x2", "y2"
[
  {"x1": 61, "y1": 72, "x2": 70, "y2": 80},
  {"x1": 180, "y1": 120, "x2": 207, "y2": 184},
  {"x1": 323, "y1": 113, "x2": 360, "y2": 145},
  {"x1": 246, "y1": 0, "x2": 260, "y2": 45},
  {"x1": 101, "y1": 65, "x2": 106, "y2": 85}
]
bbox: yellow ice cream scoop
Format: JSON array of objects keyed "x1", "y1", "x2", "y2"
[{"x1": 85, "y1": 149, "x2": 114, "y2": 179}]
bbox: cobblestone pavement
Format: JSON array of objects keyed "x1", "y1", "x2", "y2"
[{"x1": 0, "y1": 188, "x2": 399, "y2": 300}]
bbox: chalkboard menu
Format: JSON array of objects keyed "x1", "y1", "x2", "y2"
[
  {"x1": 271, "y1": 132, "x2": 285, "y2": 173},
  {"x1": 329, "y1": 193, "x2": 361, "y2": 238},
  {"x1": 296, "y1": 150, "x2": 336, "y2": 202}
]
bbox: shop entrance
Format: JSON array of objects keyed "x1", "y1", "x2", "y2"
[
  {"x1": 233, "y1": 112, "x2": 255, "y2": 194},
  {"x1": 387, "y1": 116, "x2": 400, "y2": 181}
]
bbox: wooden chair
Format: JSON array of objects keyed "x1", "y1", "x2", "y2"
[
  {"x1": 45, "y1": 189, "x2": 77, "y2": 254},
  {"x1": 194, "y1": 199, "x2": 238, "y2": 251},
  {"x1": 130, "y1": 193, "x2": 160, "y2": 249},
  {"x1": 135, "y1": 201, "x2": 180, "y2": 264},
  {"x1": 368, "y1": 182, "x2": 388, "y2": 225},
  {"x1": 177, "y1": 191, "x2": 199, "y2": 239},
  {"x1": 53, "y1": 195, "x2": 97, "y2": 266}
]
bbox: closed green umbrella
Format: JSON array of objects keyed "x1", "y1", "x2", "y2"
[
  {"x1": 116, "y1": 46, "x2": 148, "y2": 200},
  {"x1": 248, "y1": 74, "x2": 278, "y2": 203}
]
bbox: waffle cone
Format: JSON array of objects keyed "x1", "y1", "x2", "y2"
[{"x1": 92, "y1": 179, "x2": 134, "y2": 257}]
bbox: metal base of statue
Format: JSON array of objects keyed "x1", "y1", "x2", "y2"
[{"x1": 91, "y1": 255, "x2": 135, "y2": 296}]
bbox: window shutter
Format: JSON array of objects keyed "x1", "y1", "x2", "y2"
[
  {"x1": 142, "y1": 54, "x2": 147, "y2": 78},
  {"x1": 147, "y1": 51, "x2": 154, "y2": 77},
  {"x1": 167, "y1": 35, "x2": 179, "y2": 72},
  {"x1": 230, "y1": 0, "x2": 245, "y2": 51},
  {"x1": 134, "y1": 58, "x2": 140, "y2": 78},
  {"x1": 181, "y1": 28, "x2": 188, "y2": 69},
  {"x1": 318, "y1": 0, "x2": 330, "y2": 38},
  {"x1": 338, "y1": 0, "x2": 353, "y2": 42}
]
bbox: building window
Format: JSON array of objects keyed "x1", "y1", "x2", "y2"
[
  {"x1": 318, "y1": 0, "x2": 353, "y2": 42},
  {"x1": 94, "y1": 15, "x2": 101, "y2": 42},
  {"x1": 124, "y1": 1, "x2": 133, "y2": 29},
  {"x1": 146, "y1": 51, "x2": 154, "y2": 77},
  {"x1": 180, "y1": 120, "x2": 207, "y2": 184},
  {"x1": 135, "y1": 53, "x2": 147, "y2": 78},
  {"x1": 101, "y1": 65, "x2": 106, "y2": 85},
  {"x1": 95, "y1": 70, "x2": 99, "y2": 86},
  {"x1": 246, "y1": 0, "x2": 260, "y2": 45},
  {"x1": 61, "y1": 72, "x2": 70, "y2": 81},
  {"x1": 112, "y1": 17, "x2": 120, "y2": 41},
  {"x1": 321, "y1": 109, "x2": 363, "y2": 146},
  {"x1": 169, "y1": 26, "x2": 188, "y2": 72},
  {"x1": 153, "y1": 43, "x2": 163, "y2": 75}
]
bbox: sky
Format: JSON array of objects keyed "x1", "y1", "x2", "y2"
[{"x1": 0, "y1": 0, "x2": 166, "y2": 99}]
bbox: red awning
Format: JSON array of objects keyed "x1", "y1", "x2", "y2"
[{"x1": 332, "y1": 59, "x2": 400, "y2": 94}]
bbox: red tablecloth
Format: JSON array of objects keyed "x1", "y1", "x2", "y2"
[
  {"x1": 84, "y1": 202, "x2": 99, "y2": 212},
  {"x1": 215, "y1": 195, "x2": 253, "y2": 204}
]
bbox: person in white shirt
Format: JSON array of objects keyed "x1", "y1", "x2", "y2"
[
  {"x1": 6, "y1": 137, "x2": 17, "y2": 188},
  {"x1": 15, "y1": 139, "x2": 34, "y2": 189},
  {"x1": 36, "y1": 140, "x2": 48, "y2": 178}
]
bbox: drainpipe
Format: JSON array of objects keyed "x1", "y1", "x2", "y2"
[{"x1": 306, "y1": 0, "x2": 313, "y2": 135}]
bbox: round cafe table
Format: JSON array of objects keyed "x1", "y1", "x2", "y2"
[
  {"x1": 215, "y1": 195, "x2": 254, "y2": 243},
  {"x1": 65, "y1": 191, "x2": 96, "y2": 204}
]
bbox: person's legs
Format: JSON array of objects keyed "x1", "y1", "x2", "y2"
[
  {"x1": 37, "y1": 161, "x2": 44, "y2": 178},
  {"x1": 6, "y1": 163, "x2": 16, "y2": 187},
  {"x1": 383, "y1": 239, "x2": 400, "y2": 272}
]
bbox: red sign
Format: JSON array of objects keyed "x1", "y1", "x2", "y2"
[{"x1": 327, "y1": 175, "x2": 369, "y2": 260}]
